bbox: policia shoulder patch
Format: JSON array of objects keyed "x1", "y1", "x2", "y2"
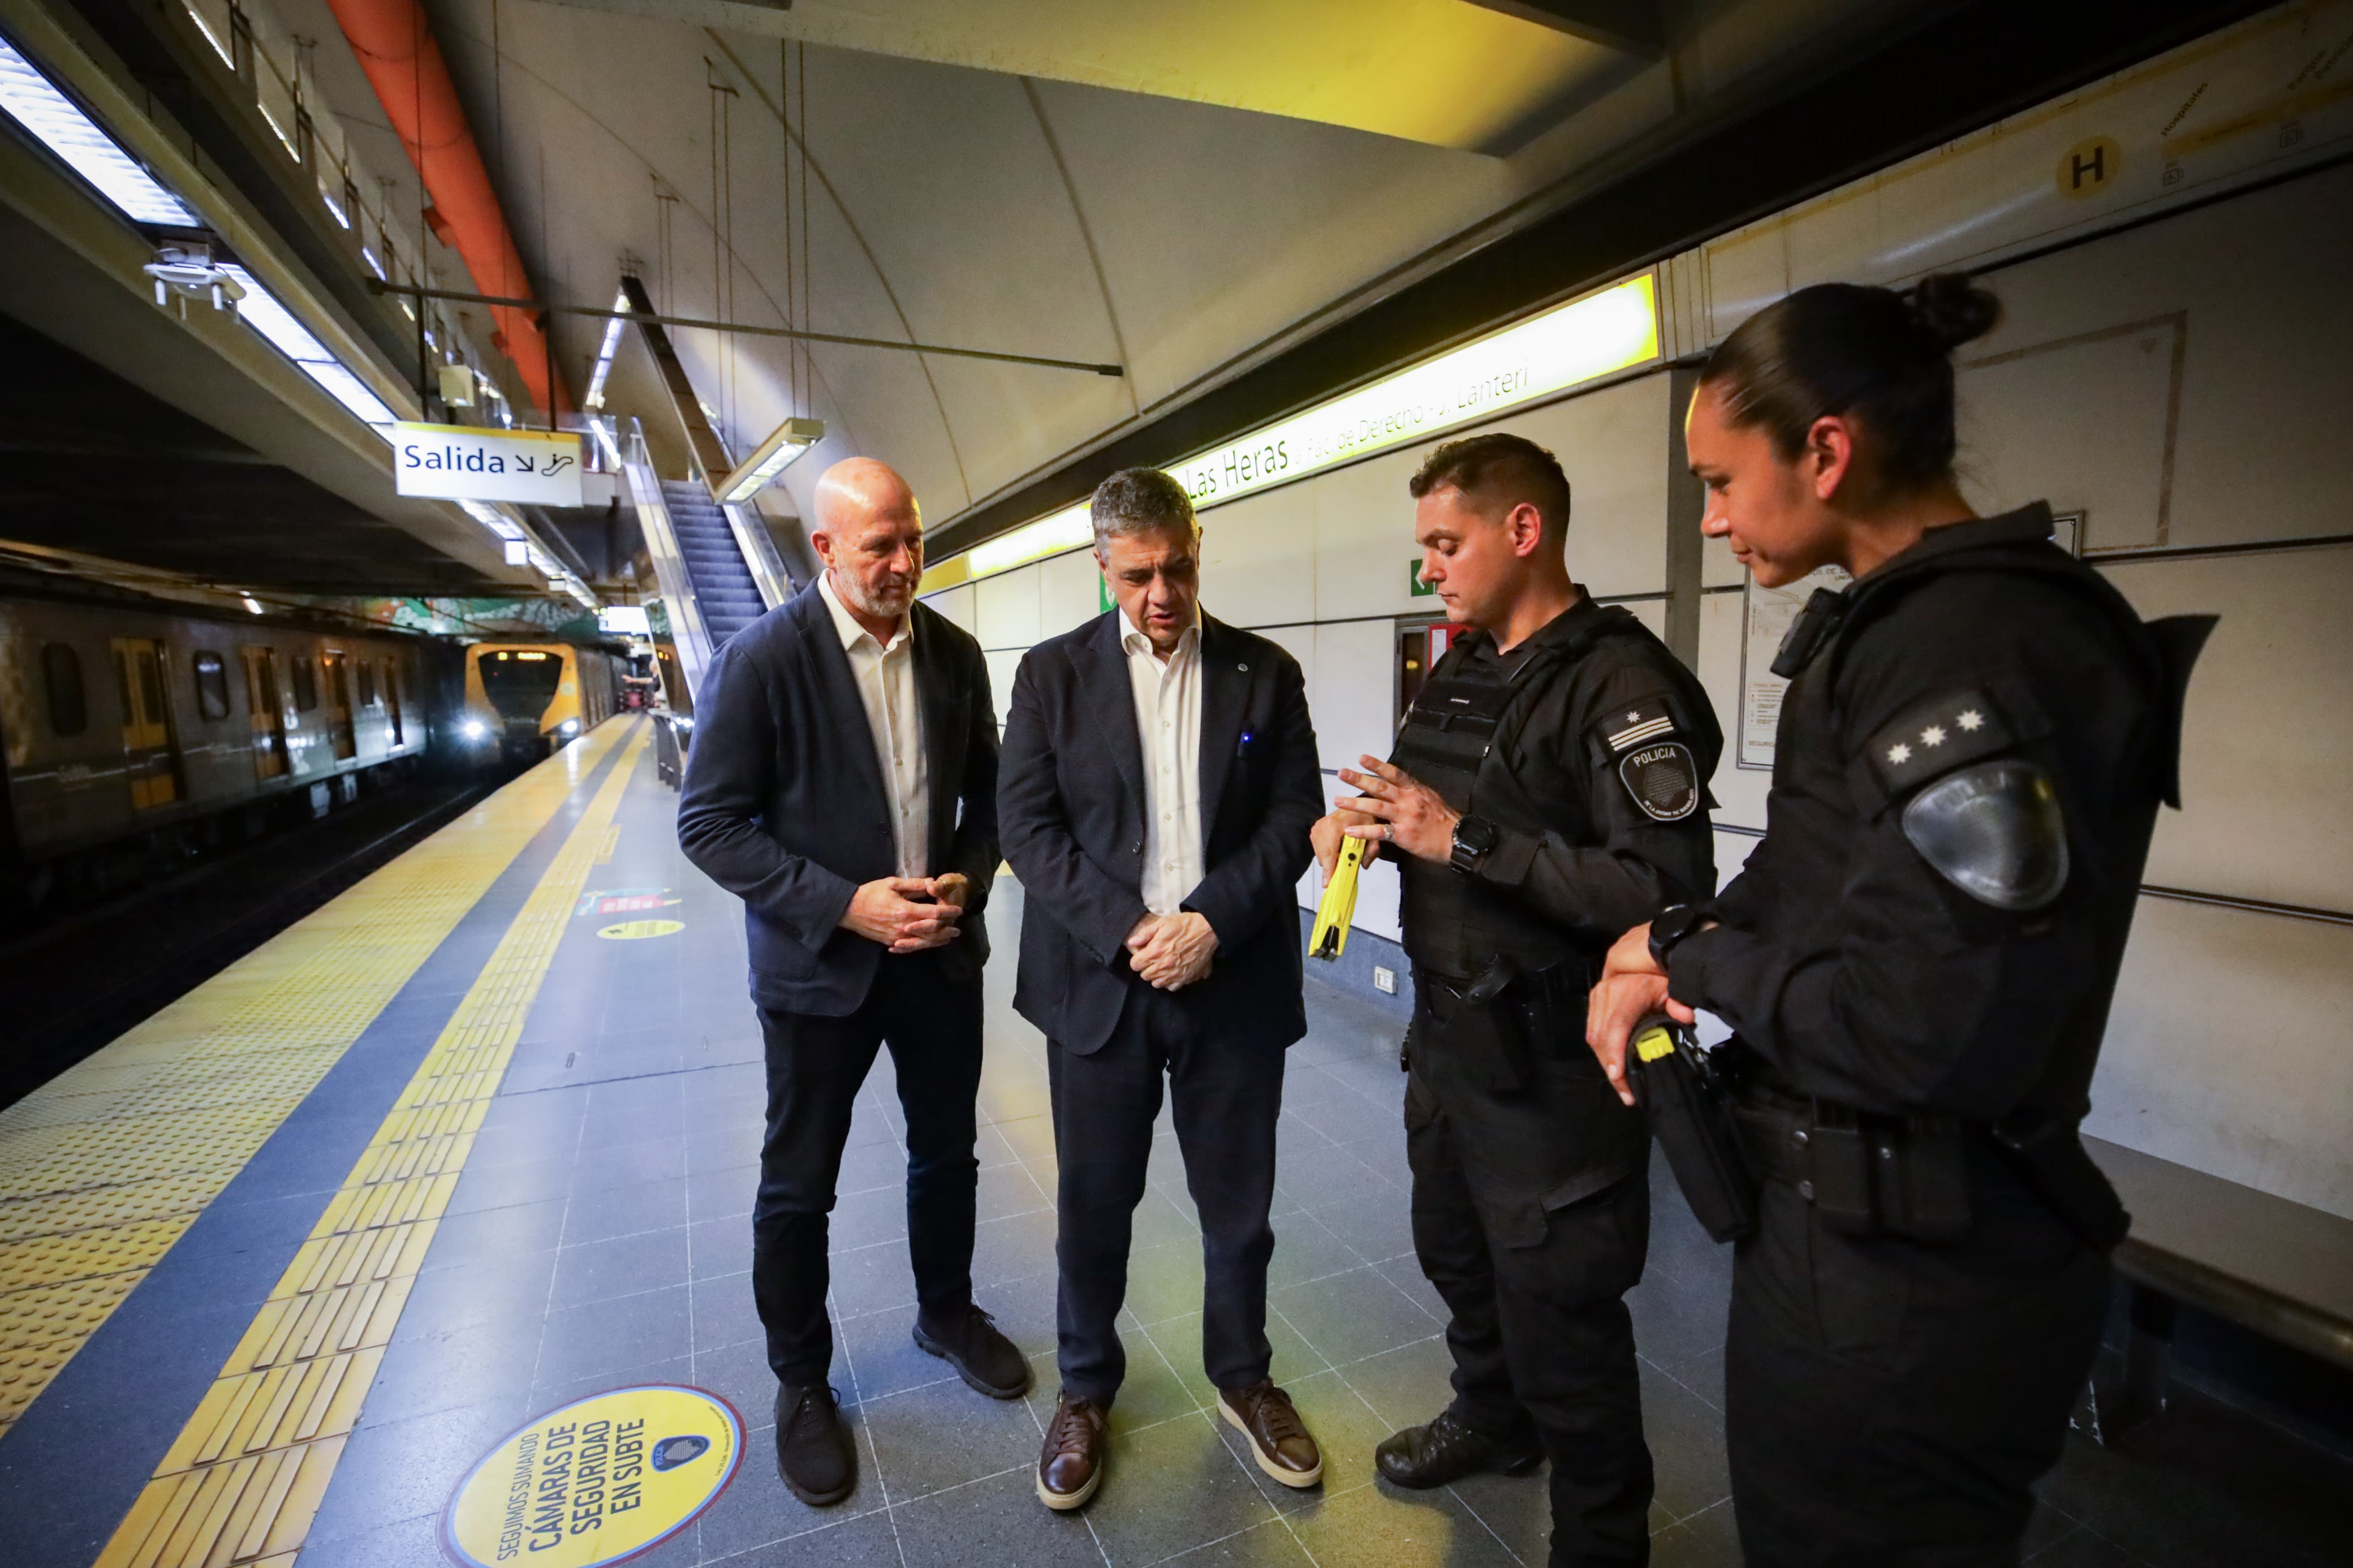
[{"x1": 1594, "y1": 700, "x2": 1699, "y2": 822}]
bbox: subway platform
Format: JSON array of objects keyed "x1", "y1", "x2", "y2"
[{"x1": 0, "y1": 717, "x2": 2333, "y2": 1568}]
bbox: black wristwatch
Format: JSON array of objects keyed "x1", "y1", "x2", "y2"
[
  {"x1": 1649, "y1": 904, "x2": 1710, "y2": 971},
  {"x1": 1448, "y1": 814, "x2": 1498, "y2": 875}
]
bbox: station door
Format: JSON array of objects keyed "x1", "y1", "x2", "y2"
[
  {"x1": 109, "y1": 637, "x2": 180, "y2": 809},
  {"x1": 321, "y1": 651, "x2": 357, "y2": 760},
  {"x1": 1396, "y1": 616, "x2": 1469, "y2": 727},
  {"x1": 242, "y1": 646, "x2": 291, "y2": 779}
]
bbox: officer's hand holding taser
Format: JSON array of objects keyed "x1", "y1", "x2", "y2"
[
  {"x1": 1626, "y1": 1014, "x2": 1757, "y2": 1243},
  {"x1": 1584, "y1": 920, "x2": 1695, "y2": 1107}
]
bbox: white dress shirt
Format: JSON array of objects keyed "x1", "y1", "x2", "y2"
[
  {"x1": 820, "y1": 571, "x2": 928, "y2": 879},
  {"x1": 1120, "y1": 605, "x2": 1205, "y2": 916}
]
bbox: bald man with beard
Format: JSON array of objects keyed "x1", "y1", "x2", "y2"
[{"x1": 679, "y1": 457, "x2": 1027, "y2": 1509}]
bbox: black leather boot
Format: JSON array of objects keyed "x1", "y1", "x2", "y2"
[
  {"x1": 774, "y1": 1381, "x2": 855, "y2": 1506},
  {"x1": 1375, "y1": 1410, "x2": 1544, "y2": 1489}
]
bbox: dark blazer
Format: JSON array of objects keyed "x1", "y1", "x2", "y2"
[
  {"x1": 677, "y1": 583, "x2": 999, "y2": 1016},
  {"x1": 999, "y1": 609, "x2": 1321, "y2": 1054}
]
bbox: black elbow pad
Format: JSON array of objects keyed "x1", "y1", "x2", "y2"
[{"x1": 1900, "y1": 760, "x2": 2070, "y2": 910}]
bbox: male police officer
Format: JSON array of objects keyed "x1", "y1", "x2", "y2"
[{"x1": 1314, "y1": 434, "x2": 1720, "y2": 1566}]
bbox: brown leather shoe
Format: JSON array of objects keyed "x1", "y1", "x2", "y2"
[
  {"x1": 1218, "y1": 1378, "x2": 1322, "y2": 1488},
  {"x1": 1035, "y1": 1392, "x2": 1109, "y2": 1511}
]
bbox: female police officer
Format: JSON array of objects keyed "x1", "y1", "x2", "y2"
[{"x1": 1584, "y1": 274, "x2": 2208, "y2": 1566}]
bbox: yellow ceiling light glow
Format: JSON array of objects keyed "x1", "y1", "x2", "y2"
[{"x1": 953, "y1": 273, "x2": 1658, "y2": 584}]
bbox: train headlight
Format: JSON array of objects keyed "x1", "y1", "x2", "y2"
[
  {"x1": 558, "y1": 718, "x2": 580, "y2": 736},
  {"x1": 460, "y1": 718, "x2": 488, "y2": 742}
]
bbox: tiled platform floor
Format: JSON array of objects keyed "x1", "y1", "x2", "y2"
[{"x1": 141, "y1": 738, "x2": 2347, "y2": 1567}]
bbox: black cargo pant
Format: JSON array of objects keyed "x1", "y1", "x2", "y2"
[
  {"x1": 1049, "y1": 983, "x2": 1285, "y2": 1403},
  {"x1": 1726, "y1": 1164, "x2": 2109, "y2": 1566},
  {"x1": 752, "y1": 951, "x2": 984, "y2": 1387},
  {"x1": 1407, "y1": 1048, "x2": 1653, "y2": 1567}
]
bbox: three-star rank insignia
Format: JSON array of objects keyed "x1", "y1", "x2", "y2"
[{"x1": 1865, "y1": 684, "x2": 2022, "y2": 795}]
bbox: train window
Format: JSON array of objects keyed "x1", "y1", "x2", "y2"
[
  {"x1": 193, "y1": 652, "x2": 232, "y2": 720},
  {"x1": 292, "y1": 656, "x2": 317, "y2": 711},
  {"x1": 42, "y1": 643, "x2": 87, "y2": 735},
  {"x1": 357, "y1": 661, "x2": 378, "y2": 707}
]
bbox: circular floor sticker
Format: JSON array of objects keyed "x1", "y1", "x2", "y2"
[
  {"x1": 597, "y1": 919, "x2": 684, "y2": 941},
  {"x1": 442, "y1": 1385, "x2": 742, "y2": 1567}
]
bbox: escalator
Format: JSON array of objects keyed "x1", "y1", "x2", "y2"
[
  {"x1": 620, "y1": 436, "x2": 800, "y2": 782},
  {"x1": 661, "y1": 481, "x2": 769, "y2": 649}
]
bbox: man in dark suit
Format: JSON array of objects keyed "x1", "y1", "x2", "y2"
[
  {"x1": 678, "y1": 456, "x2": 1028, "y2": 1509},
  {"x1": 998, "y1": 467, "x2": 1326, "y2": 1511}
]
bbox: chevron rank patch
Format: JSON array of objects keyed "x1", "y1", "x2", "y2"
[
  {"x1": 1619, "y1": 742, "x2": 1701, "y2": 821},
  {"x1": 1597, "y1": 699, "x2": 1678, "y2": 755},
  {"x1": 1865, "y1": 685, "x2": 2025, "y2": 795}
]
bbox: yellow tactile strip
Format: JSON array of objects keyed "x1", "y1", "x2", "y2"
[
  {"x1": 0, "y1": 720, "x2": 636, "y2": 1440},
  {"x1": 94, "y1": 720, "x2": 653, "y2": 1568}
]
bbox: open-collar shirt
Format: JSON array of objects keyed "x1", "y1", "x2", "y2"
[
  {"x1": 820, "y1": 570, "x2": 928, "y2": 880},
  {"x1": 1118, "y1": 604, "x2": 1205, "y2": 916}
]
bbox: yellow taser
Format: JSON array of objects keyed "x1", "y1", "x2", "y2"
[{"x1": 1308, "y1": 835, "x2": 1367, "y2": 960}]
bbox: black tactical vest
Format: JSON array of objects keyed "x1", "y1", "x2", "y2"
[
  {"x1": 1391, "y1": 608, "x2": 1650, "y2": 982},
  {"x1": 1803, "y1": 534, "x2": 2212, "y2": 1132}
]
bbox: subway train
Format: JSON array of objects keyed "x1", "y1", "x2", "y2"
[
  {"x1": 0, "y1": 575, "x2": 467, "y2": 915},
  {"x1": 456, "y1": 642, "x2": 623, "y2": 763}
]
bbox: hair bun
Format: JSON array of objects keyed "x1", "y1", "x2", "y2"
[{"x1": 1907, "y1": 272, "x2": 2001, "y2": 351}]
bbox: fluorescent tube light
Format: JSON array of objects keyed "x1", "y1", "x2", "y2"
[
  {"x1": 581, "y1": 290, "x2": 629, "y2": 410},
  {"x1": 459, "y1": 499, "x2": 527, "y2": 540},
  {"x1": 219, "y1": 264, "x2": 397, "y2": 427},
  {"x1": 951, "y1": 274, "x2": 1662, "y2": 587},
  {"x1": 969, "y1": 503, "x2": 1092, "y2": 578},
  {"x1": 0, "y1": 35, "x2": 196, "y2": 226},
  {"x1": 716, "y1": 416, "x2": 825, "y2": 505}
]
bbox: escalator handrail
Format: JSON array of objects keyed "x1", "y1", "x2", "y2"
[
  {"x1": 624, "y1": 456, "x2": 717, "y2": 704},
  {"x1": 724, "y1": 501, "x2": 796, "y2": 611}
]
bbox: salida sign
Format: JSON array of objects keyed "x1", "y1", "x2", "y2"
[{"x1": 394, "y1": 422, "x2": 584, "y2": 506}]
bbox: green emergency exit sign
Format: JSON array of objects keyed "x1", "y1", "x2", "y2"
[{"x1": 1409, "y1": 558, "x2": 1435, "y2": 596}]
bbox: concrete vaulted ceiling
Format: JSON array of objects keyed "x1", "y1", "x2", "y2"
[{"x1": 266, "y1": 0, "x2": 1934, "y2": 539}]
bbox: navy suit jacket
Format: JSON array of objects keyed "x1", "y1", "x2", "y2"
[
  {"x1": 998, "y1": 609, "x2": 1322, "y2": 1054},
  {"x1": 677, "y1": 583, "x2": 998, "y2": 1015}
]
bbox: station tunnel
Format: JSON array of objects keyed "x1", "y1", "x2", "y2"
[{"x1": 0, "y1": 0, "x2": 2348, "y2": 1564}]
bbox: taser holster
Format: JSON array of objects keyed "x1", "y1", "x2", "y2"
[
  {"x1": 1423, "y1": 958, "x2": 1533, "y2": 1092},
  {"x1": 1628, "y1": 1016, "x2": 1757, "y2": 1243}
]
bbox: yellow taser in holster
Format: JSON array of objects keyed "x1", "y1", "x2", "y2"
[{"x1": 1308, "y1": 836, "x2": 1367, "y2": 960}]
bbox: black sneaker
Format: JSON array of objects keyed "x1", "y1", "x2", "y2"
[
  {"x1": 774, "y1": 1382, "x2": 855, "y2": 1506},
  {"x1": 1375, "y1": 1410, "x2": 1544, "y2": 1489},
  {"x1": 913, "y1": 1304, "x2": 1033, "y2": 1399}
]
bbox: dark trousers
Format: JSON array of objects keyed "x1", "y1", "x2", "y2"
[
  {"x1": 753, "y1": 954, "x2": 984, "y2": 1386},
  {"x1": 1048, "y1": 983, "x2": 1285, "y2": 1403},
  {"x1": 1407, "y1": 1063, "x2": 1653, "y2": 1567},
  {"x1": 1726, "y1": 1170, "x2": 2109, "y2": 1567}
]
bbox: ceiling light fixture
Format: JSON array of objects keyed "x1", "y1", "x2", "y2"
[
  {"x1": 581, "y1": 290, "x2": 630, "y2": 411},
  {"x1": 459, "y1": 499, "x2": 527, "y2": 540},
  {"x1": 0, "y1": 35, "x2": 196, "y2": 226},
  {"x1": 218, "y1": 263, "x2": 397, "y2": 428},
  {"x1": 715, "y1": 416, "x2": 824, "y2": 506}
]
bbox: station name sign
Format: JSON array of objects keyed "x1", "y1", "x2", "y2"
[
  {"x1": 964, "y1": 273, "x2": 1660, "y2": 580},
  {"x1": 394, "y1": 422, "x2": 584, "y2": 507}
]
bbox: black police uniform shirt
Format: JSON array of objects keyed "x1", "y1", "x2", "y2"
[
  {"x1": 1666, "y1": 505, "x2": 2163, "y2": 1123},
  {"x1": 1397, "y1": 595, "x2": 1723, "y2": 982}
]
